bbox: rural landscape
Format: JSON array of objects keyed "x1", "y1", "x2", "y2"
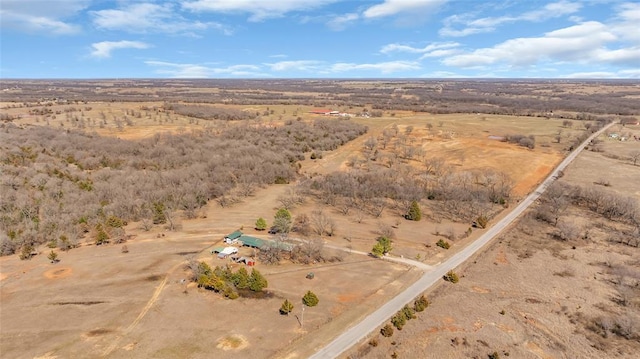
[{"x1": 0, "y1": 79, "x2": 639, "y2": 359}]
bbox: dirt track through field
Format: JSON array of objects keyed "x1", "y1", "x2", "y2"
[{"x1": 100, "y1": 258, "x2": 193, "y2": 357}]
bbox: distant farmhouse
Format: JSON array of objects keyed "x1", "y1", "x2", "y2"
[
  {"x1": 309, "y1": 109, "x2": 338, "y2": 115},
  {"x1": 620, "y1": 118, "x2": 639, "y2": 126}
]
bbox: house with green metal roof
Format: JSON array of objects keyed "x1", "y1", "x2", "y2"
[{"x1": 224, "y1": 230, "x2": 243, "y2": 243}]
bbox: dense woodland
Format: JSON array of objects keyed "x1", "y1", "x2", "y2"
[{"x1": 0, "y1": 118, "x2": 366, "y2": 255}]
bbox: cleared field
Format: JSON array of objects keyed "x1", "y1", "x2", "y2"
[
  {"x1": 0, "y1": 222, "x2": 419, "y2": 359},
  {"x1": 346, "y1": 125, "x2": 640, "y2": 359}
]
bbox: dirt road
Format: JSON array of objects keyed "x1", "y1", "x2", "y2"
[{"x1": 309, "y1": 123, "x2": 614, "y2": 359}]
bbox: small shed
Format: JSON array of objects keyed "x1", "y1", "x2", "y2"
[{"x1": 211, "y1": 246, "x2": 226, "y2": 254}]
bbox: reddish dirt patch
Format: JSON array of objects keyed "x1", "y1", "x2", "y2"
[
  {"x1": 337, "y1": 293, "x2": 358, "y2": 303},
  {"x1": 43, "y1": 267, "x2": 72, "y2": 279},
  {"x1": 471, "y1": 286, "x2": 491, "y2": 294},
  {"x1": 512, "y1": 164, "x2": 554, "y2": 197},
  {"x1": 494, "y1": 249, "x2": 508, "y2": 265}
]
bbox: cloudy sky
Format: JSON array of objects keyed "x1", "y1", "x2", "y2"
[{"x1": 1, "y1": 0, "x2": 639, "y2": 78}]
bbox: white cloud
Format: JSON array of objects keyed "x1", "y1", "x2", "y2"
[
  {"x1": 619, "y1": 68, "x2": 640, "y2": 78},
  {"x1": 442, "y1": 21, "x2": 639, "y2": 68},
  {"x1": 563, "y1": 71, "x2": 617, "y2": 78},
  {"x1": 266, "y1": 60, "x2": 324, "y2": 72},
  {"x1": 146, "y1": 61, "x2": 269, "y2": 78},
  {"x1": 91, "y1": 3, "x2": 231, "y2": 35},
  {"x1": 330, "y1": 61, "x2": 420, "y2": 74},
  {"x1": 440, "y1": 1, "x2": 582, "y2": 37},
  {"x1": 363, "y1": 0, "x2": 447, "y2": 19},
  {"x1": 0, "y1": 0, "x2": 89, "y2": 35},
  {"x1": 90, "y1": 41, "x2": 151, "y2": 58},
  {"x1": 609, "y1": 2, "x2": 640, "y2": 44},
  {"x1": 182, "y1": 0, "x2": 337, "y2": 21},
  {"x1": 327, "y1": 13, "x2": 359, "y2": 31},
  {"x1": 380, "y1": 41, "x2": 459, "y2": 54}
]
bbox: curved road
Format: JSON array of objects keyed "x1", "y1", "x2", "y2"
[{"x1": 310, "y1": 123, "x2": 614, "y2": 359}]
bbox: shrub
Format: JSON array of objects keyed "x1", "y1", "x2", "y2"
[
  {"x1": 436, "y1": 239, "x2": 450, "y2": 249},
  {"x1": 476, "y1": 215, "x2": 488, "y2": 229},
  {"x1": 380, "y1": 324, "x2": 394, "y2": 337},
  {"x1": 443, "y1": 270, "x2": 459, "y2": 283},
  {"x1": 414, "y1": 295, "x2": 429, "y2": 312},
  {"x1": 371, "y1": 236, "x2": 392, "y2": 258},
  {"x1": 391, "y1": 312, "x2": 407, "y2": 330}
]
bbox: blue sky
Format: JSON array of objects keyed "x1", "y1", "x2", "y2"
[{"x1": 1, "y1": 0, "x2": 639, "y2": 78}]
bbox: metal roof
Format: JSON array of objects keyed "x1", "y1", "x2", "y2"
[
  {"x1": 225, "y1": 230, "x2": 243, "y2": 240},
  {"x1": 239, "y1": 235, "x2": 265, "y2": 248}
]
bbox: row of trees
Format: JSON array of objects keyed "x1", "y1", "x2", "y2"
[{"x1": 191, "y1": 261, "x2": 267, "y2": 299}]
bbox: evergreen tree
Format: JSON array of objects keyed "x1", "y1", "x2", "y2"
[
  {"x1": 274, "y1": 208, "x2": 292, "y2": 221},
  {"x1": 405, "y1": 200, "x2": 422, "y2": 221},
  {"x1": 249, "y1": 268, "x2": 268, "y2": 292},
  {"x1": 152, "y1": 202, "x2": 166, "y2": 224},
  {"x1": 255, "y1": 217, "x2": 267, "y2": 231},
  {"x1": 273, "y1": 208, "x2": 292, "y2": 233},
  {"x1": 47, "y1": 250, "x2": 59, "y2": 263},
  {"x1": 378, "y1": 236, "x2": 392, "y2": 254},
  {"x1": 280, "y1": 299, "x2": 294, "y2": 315},
  {"x1": 371, "y1": 242, "x2": 385, "y2": 258},
  {"x1": 232, "y1": 267, "x2": 250, "y2": 289},
  {"x1": 95, "y1": 223, "x2": 109, "y2": 245},
  {"x1": 302, "y1": 290, "x2": 319, "y2": 307}
]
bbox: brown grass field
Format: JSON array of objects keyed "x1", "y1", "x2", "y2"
[
  {"x1": 346, "y1": 125, "x2": 640, "y2": 359},
  {"x1": 1, "y1": 80, "x2": 638, "y2": 359}
]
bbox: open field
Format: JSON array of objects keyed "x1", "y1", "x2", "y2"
[
  {"x1": 346, "y1": 124, "x2": 640, "y2": 358},
  {"x1": 1, "y1": 80, "x2": 639, "y2": 358},
  {"x1": 0, "y1": 215, "x2": 420, "y2": 359}
]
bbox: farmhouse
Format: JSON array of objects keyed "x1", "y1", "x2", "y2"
[
  {"x1": 224, "y1": 230, "x2": 243, "y2": 244},
  {"x1": 309, "y1": 108, "x2": 333, "y2": 115},
  {"x1": 621, "y1": 118, "x2": 639, "y2": 126}
]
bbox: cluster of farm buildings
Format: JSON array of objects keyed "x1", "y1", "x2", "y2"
[{"x1": 210, "y1": 230, "x2": 292, "y2": 264}]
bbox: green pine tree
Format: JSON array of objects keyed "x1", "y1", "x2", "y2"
[
  {"x1": 255, "y1": 217, "x2": 267, "y2": 231},
  {"x1": 249, "y1": 268, "x2": 268, "y2": 292},
  {"x1": 371, "y1": 242, "x2": 385, "y2": 258},
  {"x1": 280, "y1": 299, "x2": 294, "y2": 315},
  {"x1": 232, "y1": 267, "x2": 250, "y2": 289},
  {"x1": 405, "y1": 200, "x2": 422, "y2": 221},
  {"x1": 302, "y1": 290, "x2": 319, "y2": 307},
  {"x1": 47, "y1": 250, "x2": 59, "y2": 263}
]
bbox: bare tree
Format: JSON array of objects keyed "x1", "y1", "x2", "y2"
[
  {"x1": 291, "y1": 238, "x2": 325, "y2": 264},
  {"x1": 630, "y1": 150, "x2": 640, "y2": 166},
  {"x1": 311, "y1": 209, "x2": 336, "y2": 236}
]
